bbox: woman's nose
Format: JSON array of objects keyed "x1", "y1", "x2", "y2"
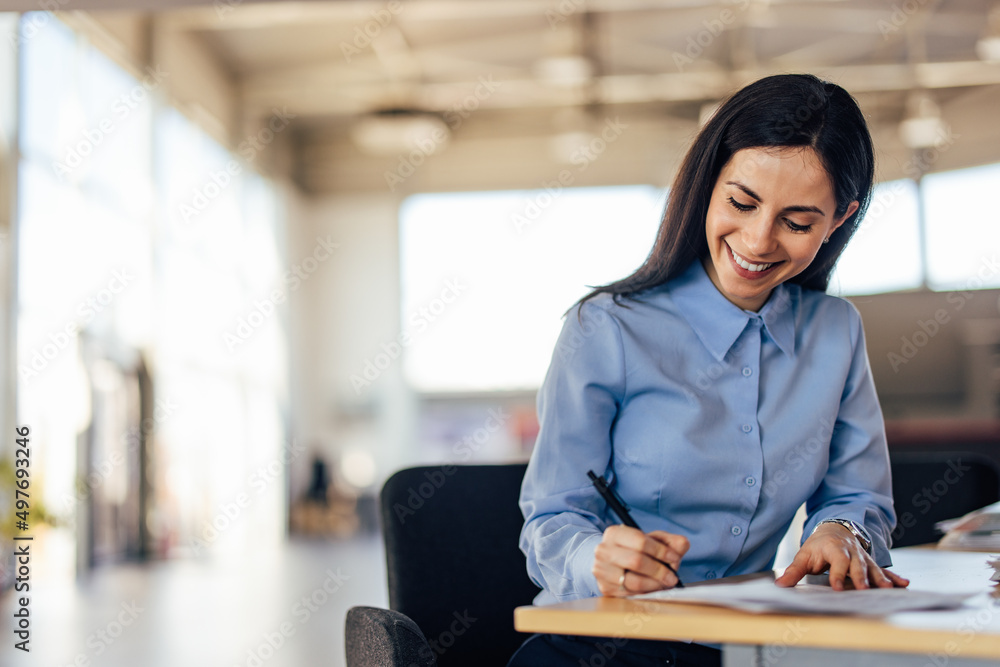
[{"x1": 742, "y1": 216, "x2": 778, "y2": 257}]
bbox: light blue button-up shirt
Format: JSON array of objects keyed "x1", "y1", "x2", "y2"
[{"x1": 519, "y1": 260, "x2": 895, "y2": 604}]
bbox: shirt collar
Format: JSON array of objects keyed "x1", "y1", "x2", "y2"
[{"x1": 668, "y1": 260, "x2": 798, "y2": 361}]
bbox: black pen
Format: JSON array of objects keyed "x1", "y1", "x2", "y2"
[{"x1": 587, "y1": 470, "x2": 685, "y2": 587}]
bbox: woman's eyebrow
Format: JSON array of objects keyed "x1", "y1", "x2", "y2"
[{"x1": 725, "y1": 181, "x2": 826, "y2": 216}]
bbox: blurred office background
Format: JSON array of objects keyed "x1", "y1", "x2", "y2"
[{"x1": 0, "y1": 0, "x2": 999, "y2": 665}]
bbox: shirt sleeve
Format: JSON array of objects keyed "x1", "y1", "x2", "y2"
[
  {"x1": 802, "y1": 301, "x2": 896, "y2": 566},
  {"x1": 518, "y1": 299, "x2": 626, "y2": 600}
]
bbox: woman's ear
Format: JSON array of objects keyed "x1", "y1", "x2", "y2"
[{"x1": 831, "y1": 200, "x2": 860, "y2": 233}]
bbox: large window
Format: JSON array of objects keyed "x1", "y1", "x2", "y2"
[
  {"x1": 924, "y1": 162, "x2": 1000, "y2": 291},
  {"x1": 400, "y1": 186, "x2": 662, "y2": 392},
  {"x1": 17, "y1": 14, "x2": 289, "y2": 567},
  {"x1": 829, "y1": 179, "x2": 923, "y2": 296},
  {"x1": 401, "y1": 162, "x2": 1000, "y2": 393}
]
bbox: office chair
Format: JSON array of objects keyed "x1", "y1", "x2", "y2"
[
  {"x1": 889, "y1": 451, "x2": 1000, "y2": 548},
  {"x1": 345, "y1": 463, "x2": 540, "y2": 667}
]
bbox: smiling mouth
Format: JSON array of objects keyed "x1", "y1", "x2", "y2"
[{"x1": 728, "y1": 244, "x2": 777, "y2": 273}]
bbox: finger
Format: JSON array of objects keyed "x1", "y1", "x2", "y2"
[
  {"x1": 640, "y1": 536, "x2": 684, "y2": 573},
  {"x1": 591, "y1": 559, "x2": 629, "y2": 597},
  {"x1": 592, "y1": 560, "x2": 674, "y2": 596},
  {"x1": 605, "y1": 528, "x2": 685, "y2": 581},
  {"x1": 624, "y1": 568, "x2": 678, "y2": 594},
  {"x1": 594, "y1": 540, "x2": 678, "y2": 588},
  {"x1": 648, "y1": 530, "x2": 690, "y2": 557},
  {"x1": 848, "y1": 553, "x2": 869, "y2": 590},
  {"x1": 827, "y1": 549, "x2": 851, "y2": 591},
  {"x1": 603, "y1": 524, "x2": 645, "y2": 547},
  {"x1": 616, "y1": 544, "x2": 681, "y2": 587},
  {"x1": 610, "y1": 527, "x2": 684, "y2": 565},
  {"x1": 868, "y1": 561, "x2": 893, "y2": 589},
  {"x1": 775, "y1": 557, "x2": 809, "y2": 587},
  {"x1": 882, "y1": 568, "x2": 910, "y2": 588}
]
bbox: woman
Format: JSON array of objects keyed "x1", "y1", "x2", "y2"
[{"x1": 509, "y1": 74, "x2": 909, "y2": 667}]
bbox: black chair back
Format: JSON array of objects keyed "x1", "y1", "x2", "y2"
[
  {"x1": 380, "y1": 463, "x2": 540, "y2": 667},
  {"x1": 890, "y1": 451, "x2": 1000, "y2": 548}
]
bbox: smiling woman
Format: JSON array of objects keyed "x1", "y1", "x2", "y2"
[
  {"x1": 703, "y1": 146, "x2": 859, "y2": 312},
  {"x1": 511, "y1": 74, "x2": 907, "y2": 667}
]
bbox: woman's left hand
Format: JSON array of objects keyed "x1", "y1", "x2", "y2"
[{"x1": 774, "y1": 522, "x2": 910, "y2": 590}]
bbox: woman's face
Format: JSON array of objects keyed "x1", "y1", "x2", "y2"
[{"x1": 702, "y1": 146, "x2": 859, "y2": 312}]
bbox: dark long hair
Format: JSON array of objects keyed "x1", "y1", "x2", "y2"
[{"x1": 580, "y1": 73, "x2": 874, "y2": 306}]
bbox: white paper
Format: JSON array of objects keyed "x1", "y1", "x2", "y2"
[{"x1": 634, "y1": 578, "x2": 975, "y2": 615}]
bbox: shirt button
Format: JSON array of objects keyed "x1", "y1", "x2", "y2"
[
  {"x1": 706, "y1": 571, "x2": 717, "y2": 579},
  {"x1": 742, "y1": 367, "x2": 752, "y2": 377},
  {"x1": 741, "y1": 424, "x2": 752, "y2": 433},
  {"x1": 731, "y1": 525, "x2": 742, "y2": 536},
  {"x1": 745, "y1": 476, "x2": 756, "y2": 486}
]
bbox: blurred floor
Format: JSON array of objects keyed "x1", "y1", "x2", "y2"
[{"x1": 0, "y1": 530, "x2": 387, "y2": 667}]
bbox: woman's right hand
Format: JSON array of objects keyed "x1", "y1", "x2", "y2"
[{"x1": 592, "y1": 524, "x2": 689, "y2": 597}]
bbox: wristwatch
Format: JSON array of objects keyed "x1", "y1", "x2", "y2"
[{"x1": 817, "y1": 518, "x2": 872, "y2": 555}]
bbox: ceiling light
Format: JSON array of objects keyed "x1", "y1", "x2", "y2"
[
  {"x1": 899, "y1": 93, "x2": 946, "y2": 149},
  {"x1": 534, "y1": 56, "x2": 593, "y2": 88},
  {"x1": 977, "y1": 6, "x2": 1000, "y2": 62},
  {"x1": 351, "y1": 110, "x2": 451, "y2": 156}
]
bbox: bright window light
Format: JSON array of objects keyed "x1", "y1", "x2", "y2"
[
  {"x1": 924, "y1": 162, "x2": 1000, "y2": 291},
  {"x1": 400, "y1": 186, "x2": 663, "y2": 392},
  {"x1": 829, "y1": 179, "x2": 923, "y2": 297}
]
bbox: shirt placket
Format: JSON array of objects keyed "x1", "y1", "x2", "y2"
[{"x1": 727, "y1": 317, "x2": 763, "y2": 570}]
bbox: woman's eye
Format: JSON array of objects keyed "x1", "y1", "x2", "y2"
[
  {"x1": 784, "y1": 219, "x2": 811, "y2": 233},
  {"x1": 727, "y1": 196, "x2": 754, "y2": 212}
]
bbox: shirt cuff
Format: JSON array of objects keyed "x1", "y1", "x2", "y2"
[{"x1": 569, "y1": 532, "x2": 604, "y2": 598}]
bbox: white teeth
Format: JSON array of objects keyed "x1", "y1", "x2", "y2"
[{"x1": 730, "y1": 246, "x2": 773, "y2": 272}]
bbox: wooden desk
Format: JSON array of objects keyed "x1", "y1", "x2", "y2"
[{"x1": 514, "y1": 549, "x2": 1000, "y2": 666}]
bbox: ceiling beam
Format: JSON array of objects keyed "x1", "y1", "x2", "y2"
[{"x1": 240, "y1": 59, "x2": 1000, "y2": 118}]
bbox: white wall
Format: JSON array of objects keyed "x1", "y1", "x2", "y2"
[{"x1": 290, "y1": 191, "x2": 419, "y2": 491}]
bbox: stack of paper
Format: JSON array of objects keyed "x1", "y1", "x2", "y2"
[
  {"x1": 936, "y1": 500, "x2": 1000, "y2": 551},
  {"x1": 635, "y1": 578, "x2": 974, "y2": 615}
]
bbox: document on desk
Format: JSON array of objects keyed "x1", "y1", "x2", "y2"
[{"x1": 634, "y1": 579, "x2": 975, "y2": 615}]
